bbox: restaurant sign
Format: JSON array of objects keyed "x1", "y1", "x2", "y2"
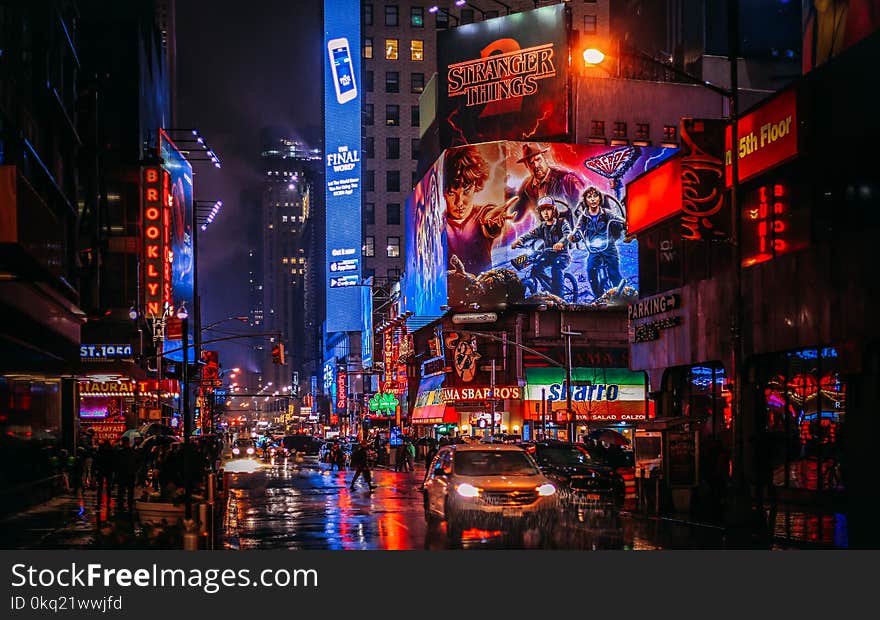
[
  {"x1": 442, "y1": 386, "x2": 521, "y2": 401},
  {"x1": 79, "y1": 381, "x2": 137, "y2": 397}
]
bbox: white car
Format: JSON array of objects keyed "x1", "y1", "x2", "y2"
[{"x1": 422, "y1": 444, "x2": 559, "y2": 541}]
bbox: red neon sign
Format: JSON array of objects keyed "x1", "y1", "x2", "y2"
[
  {"x1": 725, "y1": 89, "x2": 797, "y2": 185},
  {"x1": 142, "y1": 167, "x2": 165, "y2": 318}
]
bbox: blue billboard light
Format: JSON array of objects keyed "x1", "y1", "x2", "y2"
[{"x1": 324, "y1": 0, "x2": 363, "y2": 333}]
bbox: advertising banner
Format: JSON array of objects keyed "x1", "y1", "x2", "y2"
[
  {"x1": 725, "y1": 89, "x2": 797, "y2": 186},
  {"x1": 141, "y1": 166, "x2": 171, "y2": 319},
  {"x1": 437, "y1": 4, "x2": 569, "y2": 149},
  {"x1": 404, "y1": 141, "x2": 676, "y2": 316},
  {"x1": 680, "y1": 118, "x2": 728, "y2": 241},
  {"x1": 159, "y1": 129, "x2": 194, "y2": 310},
  {"x1": 524, "y1": 367, "x2": 648, "y2": 422},
  {"x1": 323, "y1": 0, "x2": 363, "y2": 333},
  {"x1": 801, "y1": 1, "x2": 880, "y2": 74}
]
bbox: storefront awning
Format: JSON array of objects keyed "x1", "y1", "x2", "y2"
[{"x1": 412, "y1": 374, "x2": 455, "y2": 425}]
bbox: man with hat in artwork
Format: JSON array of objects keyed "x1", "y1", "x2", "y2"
[{"x1": 510, "y1": 143, "x2": 584, "y2": 226}]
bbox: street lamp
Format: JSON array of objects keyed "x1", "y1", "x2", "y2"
[{"x1": 176, "y1": 302, "x2": 194, "y2": 521}]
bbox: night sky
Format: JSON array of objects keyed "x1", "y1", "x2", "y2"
[{"x1": 176, "y1": 0, "x2": 323, "y2": 371}]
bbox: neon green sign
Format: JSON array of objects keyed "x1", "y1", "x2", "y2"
[{"x1": 369, "y1": 392, "x2": 398, "y2": 414}]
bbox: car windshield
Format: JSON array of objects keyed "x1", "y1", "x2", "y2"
[
  {"x1": 453, "y1": 451, "x2": 539, "y2": 476},
  {"x1": 235, "y1": 439, "x2": 254, "y2": 447},
  {"x1": 538, "y1": 446, "x2": 594, "y2": 466}
]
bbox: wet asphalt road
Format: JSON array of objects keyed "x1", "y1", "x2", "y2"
[{"x1": 218, "y1": 455, "x2": 714, "y2": 550}]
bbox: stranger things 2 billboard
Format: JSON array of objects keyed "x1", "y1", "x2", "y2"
[
  {"x1": 403, "y1": 141, "x2": 676, "y2": 317},
  {"x1": 437, "y1": 4, "x2": 569, "y2": 149}
]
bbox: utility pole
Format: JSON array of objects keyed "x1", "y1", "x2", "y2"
[{"x1": 561, "y1": 321, "x2": 582, "y2": 442}]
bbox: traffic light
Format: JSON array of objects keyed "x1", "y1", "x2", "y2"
[{"x1": 272, "y1": 343, "x2": 286, "y2": 365}]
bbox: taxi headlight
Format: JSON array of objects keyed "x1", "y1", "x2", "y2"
[
  {"x1": 456, "y1": 483, "x2": 481, "y2": 498},
  {"x1": 536, "y1": 483, "x2": 557, "y2": 497}
]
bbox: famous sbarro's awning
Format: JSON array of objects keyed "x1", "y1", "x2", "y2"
[{"x1": 412, "y1": 374, "x2": 455, "y2": 425}]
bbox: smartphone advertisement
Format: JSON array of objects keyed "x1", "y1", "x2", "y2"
[{"x1": 323, "y1": 0, "x2": 363, "y2": 333}]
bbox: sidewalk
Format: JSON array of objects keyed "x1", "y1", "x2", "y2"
[{"x1": 0, "y1": 490, "x2": 99, "y2": 549}]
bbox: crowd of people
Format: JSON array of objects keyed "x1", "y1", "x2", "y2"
[{"x1": 59, "y1": 433, "x2": 223, "y2": 516}]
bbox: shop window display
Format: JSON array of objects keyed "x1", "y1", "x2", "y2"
[{"x1": 761, "y1": 347, "x2": 844, "y2": 492}]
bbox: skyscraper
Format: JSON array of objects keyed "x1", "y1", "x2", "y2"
[{"x1": 258, "y1": 128, "x2": 322, "y2": 388}]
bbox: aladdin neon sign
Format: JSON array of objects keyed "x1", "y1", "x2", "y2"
[{"x1": 142, "y1": 166, "x2": 173, "y2": 318}]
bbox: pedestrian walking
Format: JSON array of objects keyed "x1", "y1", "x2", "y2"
[
  {"x1": 349, "y1": 440, "x2": 375, "y2": 492},
  {"x1": 114, "y1": 436, "x2": 139, "y2": 514},
  {"x1": 94, "y1": 440, "x2": 115, "y2": 511},
  {"x1": 405, "y1": 439, "x2": 416, "y2": 472}
]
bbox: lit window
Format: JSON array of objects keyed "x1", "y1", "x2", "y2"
[
  {"x1": 411, "y1": 40, "x2": 424, "y2": 61},
  {"x1": 411, "y1": 7, "x2": 424, "y2": 27},
  {"x1": 282, "y1": 215, "x2": 288, "y2": 222},
  {"x1": 364, "y1": 37, "x2": 373, "y2": 59},
  {"x1": 282, "y1": 258, "x2": 289, "y2": 264},
  {"x1": 385, "y1": 39, "x2": 398, "y2": 60},
  {"x1": 364, "y1": 236, "x2": 375, "y2": 257},
  {"x1": 386, "y1": 236, "x2": 400, "y2": 257},
  {"x1": 583, "y1": 15, "x2": 597, "y2": 34}
]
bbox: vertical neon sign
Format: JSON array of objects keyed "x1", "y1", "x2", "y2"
[{"x1": 143, "y1": 167, "x2": 166, "y2": 318}]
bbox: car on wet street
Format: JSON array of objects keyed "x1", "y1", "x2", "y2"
[
  {"x1": 528, "y1": 440, "x2": 625, "y2": 511},
  {"x1": 231, "y1": 438, "x2": 256, "y2": 458},
  {"x1": 422, "y1": 444, "x2": 559, "y2": 543}
]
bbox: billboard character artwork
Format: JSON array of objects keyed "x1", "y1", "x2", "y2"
[{"x1": 405, "y1": 141, "x2": 676, "y2": 316}]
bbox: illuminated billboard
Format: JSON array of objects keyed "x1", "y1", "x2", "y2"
[
  {"x1": 437, "y1": 4, "x2": 570, "y2": 148},
  {"x1": 524, "y1": 367, "x2": 648, "y2": 423},
  {"x1": 403, "y1": 141, "x2": 676, "y2": 317},
  {"x1": 802, "y1": 1, "x2": 880, "y2": 74},
  {"x1": 323, "y1": 0, "x2": 362, "y2": 333},
  {"x1": 725, "y1": 89, "x2": 797, "y2": 186},
  {"x1": 159, "y1": 129, "x2": 194, "y2": 310}
]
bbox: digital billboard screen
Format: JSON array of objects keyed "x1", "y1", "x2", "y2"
[
  {"x1": 437, "y1": 4, "x2": 569, "y2": 149},
  {"x1": 323, "y1": 0, "x2": 362, "y2": 333},
  {"x1": 404, "y1": 141, "x2": 676, "y2": 316},
  {"x1": 159, "y1": 129, "x2": 194, "y2": 310}
]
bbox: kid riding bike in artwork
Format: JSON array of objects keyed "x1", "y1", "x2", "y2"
[
  {"x1": 510, "y1": 196, "x2": 578, "y2": 303},
  {"x1": 568, "y1": 186, "x2": 628, "y2": 303}
]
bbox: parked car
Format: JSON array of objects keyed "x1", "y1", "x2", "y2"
[
  {"x1": 529, "y1": 440, "x2": 625, "y2": 510},
  {"x1": 422, "y1": 444, "x2": 559, "y2": 542}
]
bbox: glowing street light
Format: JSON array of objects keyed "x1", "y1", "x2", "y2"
[{"x1": 583, "y1": 48, "x2": 606, "y2": 66}]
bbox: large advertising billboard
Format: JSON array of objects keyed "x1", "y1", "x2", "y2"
[
  {"x1": 404, "y1": 141, "x2": 676, "y2": 316},
  {"x1": 801, "y1": 1, "x2": 880, "y2": 74},
  {"x1": 323, "y1": 0, "x2": 362, "y2": 333},
  {"x1": 159, "y1": 129, "x2": 194, "y2": 310},
  {"x1": 437, "y1": 4, "x2": 569, "y2": 149}
]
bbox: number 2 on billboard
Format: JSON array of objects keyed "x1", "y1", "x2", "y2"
[{"x1": 328, "y1": 37, "x2": 357, "y2": 104}]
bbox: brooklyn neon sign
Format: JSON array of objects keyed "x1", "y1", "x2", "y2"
[{"x1": 142, "y1": 166, "x2": 172, "y2": 319}]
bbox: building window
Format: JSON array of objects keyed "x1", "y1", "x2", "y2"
[
  {"x1": 365, "y1": 70, "x2": 374, "y2": 92},
  {"x1": 364, "y1": 137, "x2": 375, "y2": 159},
  {"x1": 583, "y1": 15, "x2": 597, "y2": 34},
  {"x1": 411, "y1": 138, "x2": 420, "y2": 160},
  {"x1": 411, "y1": 105, "x2": 420, "y2": 127},
  {"x1": 387, "y1": 268, "x2": 401, "y2": 281},
  {"x1": 412, "y1": 171, "x2": 419, "y2": 187},
  {"x1": 590, "y1": 120, "x2": 605, "y2": 137},
  {"x1": 411, "y1": 72, "x2": 425, "y2": 93},
  {"x1": 411, "y1": 6, "x2": 424, "y2": 27},
  {"x1": 385, "y1": 5, "x2": 399, "y2": 26},
  {"x1": 364, "y1": 37, "x2": 373, "y2": 59},
  {"x1": 461, "y1": 8, "x2": 474, "y2": 24},
  {"x1": 411, "y1": 39, "x2": 424, "y2": 61},
  {"x1": 386, "y1": 236, "x2": 400, "y2": 257},
  {"x1": 636, "y1": 122, "x2": 651, "y2": 140},
  {"x1": 364, "y1": 3, "x2": 373, "y2": 26},
  {"x1": 613, "y1": 121, "x2": 627, "y2": 138},
  {"x1": 365, "y1": 203, "x2": 375, "y2": 225},
  {"x1": 386, "y1": 104, "x2": 400, "y2": 126},
  {"x1": 385, "y1": 71, "x2": 399, "y2": 93},
  {"x1": 663, "y1": 125, "x2": 678, "y2": 143},
  {"x1": 365, "y1": 170, "x2": 375, "y2": 192},
  {"x1": 386, "y1": 203, "x2": 401, "y2": 225},
  {"x1": 364, "y1": 103, "x2": 374, "y2": 126},
  {"x1": 386, "y1": 170, "x2": 400, "y2": 192},
  {"x1": 385, "y1": 38, "x2": 398, "y2": 60},
  {"x1": 436, "y1": 10, "x2": 448, "y2": 29},
  {"x1": 386, "y1": 137, "x2": 400, "y2": 159},
  {"x1": 364, "y1": 236, "x2": 375, "y2": 257}
]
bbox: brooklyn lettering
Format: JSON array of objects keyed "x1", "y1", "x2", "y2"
[{"x1": 447, "y1": 43, "x2": 556, "y2": 108}]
